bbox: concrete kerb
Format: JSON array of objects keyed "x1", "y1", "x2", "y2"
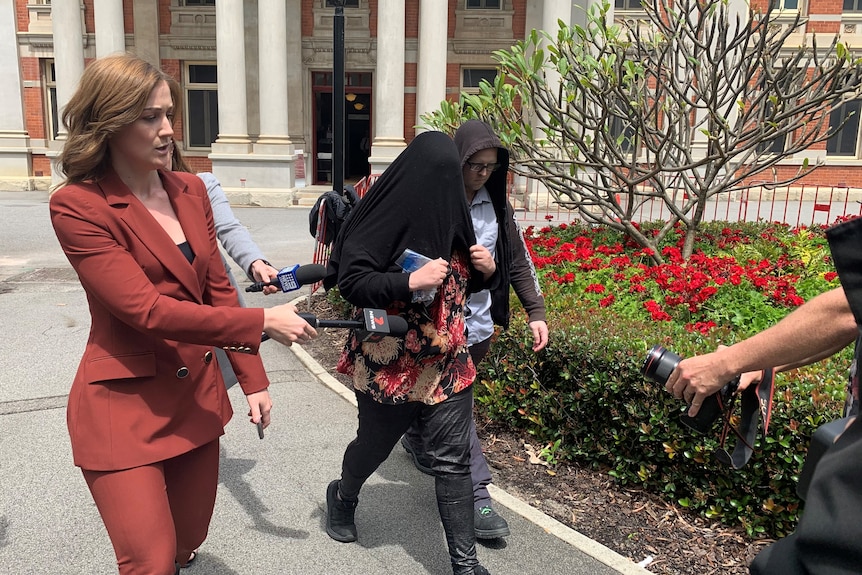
[{"x1": 288, "y1": 295, "x2": 652, "y2": 575}]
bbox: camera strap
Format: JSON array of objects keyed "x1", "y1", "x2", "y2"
[{"x1": 716, "y1": 367, "x2": 775, "y2": 469}]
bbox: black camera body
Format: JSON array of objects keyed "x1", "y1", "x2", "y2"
[{"x1": 642, "y1": 345, "x2": 738, "y2": 434}]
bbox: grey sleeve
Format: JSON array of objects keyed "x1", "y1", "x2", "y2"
[{"x1": 199, "y1": 172, "x2": 268, "y2": 280}]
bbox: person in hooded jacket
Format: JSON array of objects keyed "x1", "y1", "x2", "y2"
[
  {"x1": 401, "y1": 120, "x2": 549, "y2": 539},
  {"x1": 322, "y1": 130, "x2": 495, "y2": 575}
]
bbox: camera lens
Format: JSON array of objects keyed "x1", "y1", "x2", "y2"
[{"x1": 642, "y1": 345, "x2": 681, "y2": 385}]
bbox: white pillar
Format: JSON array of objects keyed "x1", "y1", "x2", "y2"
[
  {"x1": 369, "y1": 0, "x2": 406, "y2": 175},
  {"x1": 248, "y1": 0, "x2": 296, "y2": 193},
  {"x1": 51, "y1": 0, "x2": 85, "y2": 134},
  {"x1": 49, "y1": 0, "x2": 86, "y2": 186},
  {"x1": 212, "y1": 0, "x2": 251, "y2": 152},
  {"x1": 132, "y1": 0, "x2": 159, "y2": 65},
  {"x1": 0, "y1": 0, "x2": 32, "y2": 189},
  {"x1": 94, "y1": 0, "x2": 125, "y2": 57},
  {"x1": 286, "y1": 0, "x2": 307, "y2": 176},
  {"x1": 542, "y1": 0, "x2": 570, "y2": 91},
  {"x1": 256, "y1": 0, "x2": 290, "y2": 148},
  {"x1": 415, "y1": 0, "x2": 448, "y2": 133}
]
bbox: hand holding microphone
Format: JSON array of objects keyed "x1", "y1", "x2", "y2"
[
  {"x1": 249, "y1": 259, "x2": 281, "y2": 295},
  {"x1": 246, "y1": 263, "x2": 327, "y2": 293},
  {"x1": 298, "y1": 309, "x2": 409, "y2": 342},
  {"x1": 263, "y1": 302, "x2": 319, "y2": 346}
]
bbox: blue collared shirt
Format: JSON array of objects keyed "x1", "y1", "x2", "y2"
[{"x1": 466, "y1": 186, "x2": 498, "y2": 346}]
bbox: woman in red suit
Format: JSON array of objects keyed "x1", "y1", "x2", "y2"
[{"x1": 49, "y1": 54, "x2": 317, "y2": 575}]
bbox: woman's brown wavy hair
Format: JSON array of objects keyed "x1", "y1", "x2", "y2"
[{"x1": 57, "y1": 53, "x2": 181, "y2": 186}]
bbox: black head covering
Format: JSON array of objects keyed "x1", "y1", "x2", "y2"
[{"x1": 324, "y1": 131, "x2": 478, "y2": 305}]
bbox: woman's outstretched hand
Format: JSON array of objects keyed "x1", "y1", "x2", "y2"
[{"x1": 263, "y1": 302, "x2": 318, "y2": 346}]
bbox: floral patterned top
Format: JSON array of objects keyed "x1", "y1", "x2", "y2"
[{"x1": 336, "y1": 250, "x2": 475, "y2": 405}]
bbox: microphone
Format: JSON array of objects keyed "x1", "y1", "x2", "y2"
[
  {"x1": 298, "y1": 309, "x2": 409, "y2": 342},
  {"x1": 246, "y1": 263, "x2": 327, "y2": 293}
]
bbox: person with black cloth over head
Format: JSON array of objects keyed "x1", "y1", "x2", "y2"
[{"x1": 322, "y1": 131, "x2": 495, "y2": 575}]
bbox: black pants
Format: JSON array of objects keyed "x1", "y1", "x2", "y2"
[
  {"x1": 403, "y1": 337, "x2": 495, "y2": 507},
  {"x1": 339, "y1": 386, "x2": 479, "y2": 572}
]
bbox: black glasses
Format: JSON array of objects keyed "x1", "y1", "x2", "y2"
[{"x1": 465, "y1": 161, "x2": 501, "y2": 173}]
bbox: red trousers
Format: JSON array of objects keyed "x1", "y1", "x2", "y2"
[{"x1": 82, "y1": 439, "x2": 220, "y2": 575}]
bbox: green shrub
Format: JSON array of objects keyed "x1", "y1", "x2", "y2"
[{"x1": 476, "y1": 219, "x2": 850, "y2": 537}]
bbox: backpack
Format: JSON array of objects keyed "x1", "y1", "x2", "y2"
[{"x1": 309, "y1": 185, "x2": 360, "y2": 246}]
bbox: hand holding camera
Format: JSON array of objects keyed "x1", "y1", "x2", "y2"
[
  {"x1": 643, "y1": 345, "x2": 774, "y2": 468},
  {"x1": 643, "y1": 345, "x2": 740, "y2": 434}
]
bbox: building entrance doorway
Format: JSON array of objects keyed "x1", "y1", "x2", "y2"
[{"x1": 312, "y1": 71, "x2": 372, "y2": 186}]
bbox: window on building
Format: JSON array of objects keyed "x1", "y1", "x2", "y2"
[
  {"x1": 325, "y1": 1, "x2": 360, "y2": 7},
  {"x1": 43, "y1": 60, "x2": 59, "y2": 140},
  {"x1": 826, "y1": 99, "x2": 862, "y2": 157},
  {"x1": 185, "y1": 64, "x2": 219, "y2": 149},
  {"x1": 608, "y1": 100, "x2": 636, "y2": 153},
  {"x1": 776, "y1": 0, "x2": 799, "y2": 10},
  {"x1": 615, "y1": 0, "x2": 643, "y2": 9},
  {"x1": 466, "y1": 0, "x2": 501, "y2": 8},
  {"x1": 183, "y1": 0, "x2": 215, "y2": 6},
  {"x1": 845, "y1": 0, "x2": 862, "y2": 11},
  {"x1": 756, "y1": 101, "x2": 789, "y2": 156},
  {"x1": 462, "y1": 68, "x2": 497, "y2": 94}
]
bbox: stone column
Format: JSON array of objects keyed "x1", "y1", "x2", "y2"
[
  {"x1": 132, "y1": 0, "x2": 159, "y2": 65},
  {"x1": 49, "y1": 0, "x2": 86, "y2": 186},
  {"x1": 251, "y1": 0, "x2": 297, "y2": 193},
  {"x1": 212, "y1": 0, "x2": 251, "y2": 153},
  {"x1": 94, "y1": 0, "x2": 125, "y2": 57},
  {"x1": 541, "y1": 0, "x2": 570, "y2": 91},
  {"x1": 0, "y1": 0, "x2": 32, "y2": 189},
  {"x1": 210, "y1": 0, "x2": 253, "y2": 194},
  {"x1": 415, "y1": 0, "x2": 447, "y2": 133},
  {"x1": 286, "y1": 0, "x2": 307, "y2": 180},
  {"x1": 369, "y1": 0, "x2": 406, "y2": 175}
]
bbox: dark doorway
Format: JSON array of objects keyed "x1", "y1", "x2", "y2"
[{"x1": 311, "y1": 71, "x2": 372, "y2": 185}]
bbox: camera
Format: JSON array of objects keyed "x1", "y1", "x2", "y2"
[{"x1": 642, "y1": 345, "x2": 738, "y2": 434}]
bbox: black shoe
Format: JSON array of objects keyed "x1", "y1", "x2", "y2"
[
  {"x1": 474, "y1": 506, "x2": 510, "y2": 539},
  {"x1": 400, "y1": 435, "x2": 434, "y2": 475},
  {"x1": 325, "y1": 480, "x2": 358, "y2": 543}
]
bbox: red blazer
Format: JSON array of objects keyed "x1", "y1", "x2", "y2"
[{"x1": 50, "y1": 170, "x2": 269, "y2": 471}]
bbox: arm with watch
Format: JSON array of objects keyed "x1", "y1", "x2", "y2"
[{"x1": 198, "y1": 172, "x2": 280, "y2": 295}]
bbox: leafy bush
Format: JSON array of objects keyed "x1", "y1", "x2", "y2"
[
  {"x1": 321, "y1": 219, "x2": 851, "y2": 537},
  {"x1": 475, "y1": 219, "x2": 850, "y2": 537}
]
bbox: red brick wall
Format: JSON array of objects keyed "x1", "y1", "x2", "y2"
[
  {"x1": 512, "y1": 0, "x2": 527, "y2": 38},
  {"x1": 406, "y1": 0, "x2": 418, "y2": 37},
  {"x1": 15, "y1": 0, "x2": 27, "y2": 32},
  {"x1": 32, "y1": 156, "x2": 51, "y2": 177},
  {"x1": 369, "y1": 0, "x2": 378, "y2": 37},
  {"x1": 159, "y1": 0, "x2": 171, "y2": 35},
  {"x1": 21, "y1": 57, "x2": 46, "y2": 140}
]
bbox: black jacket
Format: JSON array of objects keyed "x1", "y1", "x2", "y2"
[{"x1": 454, "y1": 120, "x2": 546, "y2": 329}]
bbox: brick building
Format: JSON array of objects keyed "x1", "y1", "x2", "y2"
[{"x1": 2, "y1": 1, "x2": 862, "y2": 205}]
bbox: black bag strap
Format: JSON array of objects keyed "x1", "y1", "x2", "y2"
[{"x1": 716, "y1": 368, "x2": 775, "y2": 469}]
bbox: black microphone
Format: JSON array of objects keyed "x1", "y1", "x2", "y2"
[
  {"x1": 246, "y1": 263, "x2": 327, "y2": 293},
  {"x1": 298, "y1": 310, "x2": 409, "y2": 341}
]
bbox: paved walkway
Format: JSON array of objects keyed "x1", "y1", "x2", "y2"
[{"x1": 0, "y1": 191, "x2": 651, "y2": 574}]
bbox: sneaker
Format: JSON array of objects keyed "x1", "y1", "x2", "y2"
[
  {"x1": 400, "y1": 435, "x2": 434, "y2": 476},
  {"x1": 474, "y1": 506, "x2": 510, "y2": 539},
  {"x1": 325, "y1": 480, "x2": 358, "y2": 543}
]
